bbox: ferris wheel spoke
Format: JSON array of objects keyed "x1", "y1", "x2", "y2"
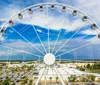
[
  {"x1": 19, "y1": 25, "x2": 30, "y2": 33},
  {"x1": 7, "y1": 45, "x2": 11, "y2": 62},
  {"x1": 20, "y1": 25, "x2": 31, "y2": 34},
  {"x1": 89, "y1": 44, "x2": 94, "y2": 61},
  {"x1": 81, "y1": 34, "x2": 93, "y2": 39},
  {"x1": 56, "y1": 42, "x2": 91, "y2": 58},
  {"x1": 45, "y1": 6, "x2": 50, "y2": 53},
  {"x1": 35, "y1": 66, "x2": 47, "y2": 85},
  {"x1": 30, "y1": 33, "x2": 48, "y2": 44},
  {"x1": 0, "y1": 44, "x2": 43, "y2": 58},
  {"x1": 87, "y1": 44, "x2": 94, "y2": 72},
  {"x1": 54, "y1": 22, "x2": 85, "y2": 55},
  {"x1": 52, "y1": 11, "x2": 68, "y2": 53},
  {"x1": 31, "y1": 25, "x2": 47, "y2": 54},
  {"x1": 53, "y1": 66, "x2": 65, "y2": 85},
  {"x1": 73, "y1": 51, "x2": 77, "y2": 61},
  {"x1": 26, "y1": 13, "x2": 47, "y2": 54},
  {"x1": 10, "y1": 26, "x2": 45, "y2": 55},
  {"x1": 60, "y1": 65, "x2": 71, "y2": 83}
]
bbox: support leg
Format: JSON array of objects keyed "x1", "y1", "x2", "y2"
[
  {"x1": 53, "y1": 66, "x2": 65, "y2": 85},
  {"x1": 35, "y1": 66, "x2": 47, "y2": 85}
]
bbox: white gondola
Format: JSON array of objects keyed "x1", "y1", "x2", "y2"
[
  {"x1": 1, "y1": 27, "x2": 6, "y2": 34},
  {"x1": 40, "y1": 5, "x2": 43, "y2": 11},
  {"x1": 51, "y1": 5, "x2": 54, "y2": 10},
  {"x1": 28, "y1": 8, "x2": 33, "y2": 14},
  {"x1": 98, "y1": 34, "x2": 100, "y2": 38},
  {"x1": 72, "y1": 10, "x2": 77, "y2": 16},
  {"x1": 91, "y1": 24, "x2": 96, "y2": 29},
  {"x1": 9, "y1": 20, "x2": 14, "y2": 26},
  {"x1": 62, "y1": 6, "x2": 66, "y2": 12},
  {"x1": 82, "y1": 16, "x2": 88, "y2": 22},
  {"x1": 18, "y1": 13, "x2": 23, "y2": 19}
]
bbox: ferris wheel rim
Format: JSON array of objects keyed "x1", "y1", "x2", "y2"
[
  {"x1": 1, "y1": 2, "x2": 100, "y2": 31},
  {"x1": 0, "y1": 2, "x2": 99, "y2": 60}
]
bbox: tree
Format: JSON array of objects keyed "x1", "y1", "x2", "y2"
[
  {"x1": 2, "y1": 80, "x2": 10, "y2": 85},
  {"x1": 87, "y1": 75, "x2": 96, "y2": 81},
  {"x1": 49, "y1": 77, "x2": 53, "y2": 85},
  {"x1": 2, "y1": 77, "x2": 11, "y2": 85},
  {"x1": 21, "y1": 78, "x2": 28, "y2": 85},
  {"x1": 44, "y1": 76, "x2": 47, "y2": 84},
  {"x1": 78, "y1": 74, "x2": 95, "y2": 82},
  {"x1": 28, "y1": 80, "x2": 33, "y2": 85},
  {"x1": 77, "y1": 66, "x2": 85, "y2": 71},
  {"x1": 11, "y1": 82, "x2": 16, "y2": 85},
  {"x1": 79, "y1": 75, "x2": 89, "y2": 82},
  {"x1": 55, "y1": 76, "x2": 59, "y2": 83},
  {"x1": 68, "y1": 75, "x2": 77, "y2": 82},
  {"x1": 95, "y1": 77, "x2": 100, "y2": 82},
  {"x1": 86, "y1": 64, "x2": 90, "y2": 69}
]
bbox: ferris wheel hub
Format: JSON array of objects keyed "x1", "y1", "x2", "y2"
[{"x1": 44, "y1": 53, "x2": 55, "y2": 65}]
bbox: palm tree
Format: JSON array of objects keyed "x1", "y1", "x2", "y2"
[
  {"x1": 44, "y1": 76, "x2": 47, "y2": 85},
  {"x1": 49, "y1": 77, "x2": 53, "y2": 85},
  {"x1": 55, "y1": 76, "x2": 59, "y2": 83}
]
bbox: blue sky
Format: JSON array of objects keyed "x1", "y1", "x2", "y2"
[{"x1": 0, "y1": 0, "x2": 100, "y2": 60}]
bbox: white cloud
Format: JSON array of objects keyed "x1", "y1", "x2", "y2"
[
  {"x1": 0, "y1": 36, "x2": 5, "y2": 41},
  {"x1": 16, "y1": 11, "x2": 86, "y2": 32},
  {"x1": 4, "y1": 40, "x2": 33, "y2": 49},
  {"x1": 0, "y1": 51, "x2": 7, "y2": 56},
  {"x1": 0, "y1": 40, "x2": 32, "y2": 57},
  {"x1": 88, "y1": 36, "x2": 100, "y2": 44},
  {"x1": 0, "y1": 0, "x2": 100, "y2": 26},
  {"x1": 0, "y1": 4, "x2": 21, "y2": 20},
  {"x1": 37, "y1": 29, "x2": 42, "y2": 32},
  {"x1": 0, "y1": 51, "x2": 21, "y2": 56},
  {"x1": 75, "y1": 0, "x2": 100, "y2": 25},
  {"x1": 9, "y1": 30, "x2": 14, "y2": 33},
  {"x1": 81, "y1": 29, "x2": 98, "y2": 35}
]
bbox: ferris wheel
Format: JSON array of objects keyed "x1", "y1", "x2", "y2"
[{"x1": 0, "y1": 2, "x2": 100, "y2": 85}]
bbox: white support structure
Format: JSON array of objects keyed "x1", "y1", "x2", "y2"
[
  {"x1": 35, "y1": 66, "x2": 47, "y2": 85},
  {"x1": 1, "y1": 2, "x2": 100, "y2": 85},
  {"x1": 53, "y1": 66, "x2": 65, "y2": 85}
]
